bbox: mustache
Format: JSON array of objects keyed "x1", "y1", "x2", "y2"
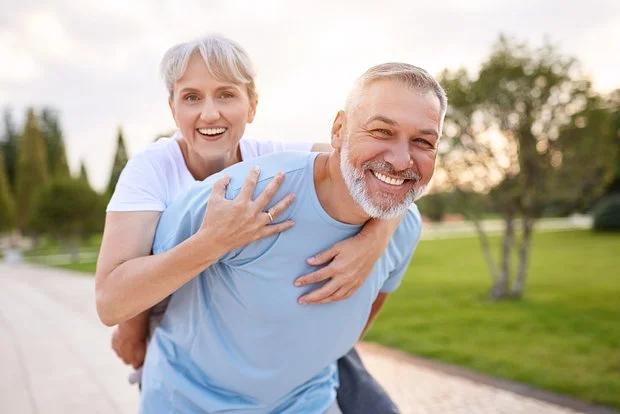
[{"x1": 362, "y1": 160, "x2": 421, "y2": 181}]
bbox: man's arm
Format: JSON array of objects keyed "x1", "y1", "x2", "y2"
[
  {"x1": 112, "y1": 310, "x2": 149, "y2": 369},
  {"x1": 360, "y1": 293, "x2": 388, "y2": 340}
]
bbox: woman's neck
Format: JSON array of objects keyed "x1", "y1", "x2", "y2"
[{"x1": 177, "y1": 139, "x2": 242, "y2": 181}]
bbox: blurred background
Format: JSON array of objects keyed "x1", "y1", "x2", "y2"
[{"x1": 0, "y1": 0, "x2": 619, "y2": 413}]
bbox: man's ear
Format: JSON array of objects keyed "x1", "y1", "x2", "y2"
[{"x1": 331, "y1": 110, "x2": 345, "y2": 150}]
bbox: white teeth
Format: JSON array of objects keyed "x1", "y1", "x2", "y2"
[
  {"x1": 198, "y1": 127, "x2": 226, "y2": 136},
  {"x1": 372, "y1": 171, "x2": 405, "y2": 186}
]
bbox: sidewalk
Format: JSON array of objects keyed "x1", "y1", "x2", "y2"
[{"x1": 0, "y1": 263, "x2": 595, "y2": 414}]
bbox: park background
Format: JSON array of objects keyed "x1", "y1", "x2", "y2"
[{"x1": 1, "y1": 0, "x2": 619, "y2": 412}]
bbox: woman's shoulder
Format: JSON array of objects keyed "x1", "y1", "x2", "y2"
[
  {"x1": 240, "y1": 137, "x2": 314, "y2": 160},
  {"x1": 107, "y1": 133, "x2": 188, "y2": 212}
]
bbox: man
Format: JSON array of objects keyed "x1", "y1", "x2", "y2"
[{"x1": 140, "y1": 62, "x2": 447, "y2": 413}]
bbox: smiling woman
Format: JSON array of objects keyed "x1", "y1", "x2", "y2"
[{"x1": 94, "y1": 34, "x2": 405, "y2": 414}]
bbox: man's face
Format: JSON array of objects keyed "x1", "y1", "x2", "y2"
[{"x1": 333, "y1": 79, "x2": 442, "y2": 219}]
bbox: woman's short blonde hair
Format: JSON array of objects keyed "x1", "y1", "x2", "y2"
[{"x1": 160, "y1": 34, "x2": 257, "y2": 101}]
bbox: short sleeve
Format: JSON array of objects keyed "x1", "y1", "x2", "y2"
[
  {"x1": 106, "y1": 153, "x2": 166, "y2": 212},
  {"x1": 240, "y1": 138, "x2": 314, "y2": 161},
  {"x1": 380, "y1": 206, "x2": 423, "y2": 293}
]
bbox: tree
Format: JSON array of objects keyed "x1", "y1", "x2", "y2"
[
  {"x1": 437, "y1": 36, "x2": 618, "y2": 300},
  {"x1": 106, "y1": 127, "x2": 129, "y2": 197},
  {"x1": 29, "y1": 177, "x2": 105, "y2": 262},
  {"x1": 0, "y1": 154, "x2": 16, "y2": 234},
  {"x1": 0, "y1": 108, "x2": 19, "y2": 190},
  {"x1": 78, "y1": 160, "x2": 90, "y2": 186},
  {"x1": 40, "y1": 107, "x2": 71, "y2": 178},
  {"x1": 15, "y1": 108, "x2": 49, "y2": 231},
  {"x1": 603, "y1": 89, "x2": 620, "y2": 196}
]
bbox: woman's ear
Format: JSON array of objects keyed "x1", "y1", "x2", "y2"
[
  {"x1": 247, "y1": 96, "x2": 258, "y2": 123},
  {"x1": 168, "y1": 99, "x2": 178, "y2": 127}
]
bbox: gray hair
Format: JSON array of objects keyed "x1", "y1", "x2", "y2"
[
  {"x1": 345, "y1": 62, "x2": 447, "y2": 135},
  {"x1": 160, "y1": 34, "x2": 257, "y2": 101}
]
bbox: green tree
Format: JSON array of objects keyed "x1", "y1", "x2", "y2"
[
  {"x1": 0, "y1": 108, "x2": 19, "y2": 190},
  {"x1": 15, "y1": 108, "x2": 49, "y2": 231},
  {"x1": 78, "y1": 160, "x2": 90, "y2": 186},
  {"x1": 438, "y1": 35, "x2": 618, "y2": 300},
  {"x1": 29, "y1": 177, "x2": 105, "y2": 261},
  {"x1": 41, "y1": 107, "x2": 71, "y2": 178},
  {"x1": 106, "y1": 127, "x2": 129, "y2": 197},
  {"x1": 0, "y1": 154, "x2": 16, "y2": 234},
  {"x1": 603, "y1": 89, "x2": 620, "y2": 195}
]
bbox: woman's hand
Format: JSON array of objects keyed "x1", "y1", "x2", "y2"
[
  {"x1": 96, "y1": 166, "x2": 296, "y2": 326},
  {"x1": 294, "y1": 214, "x2": 405, "y2": 304},
  {"x1": 198, "y1": 166, "x2": 296, "y2": 257}
]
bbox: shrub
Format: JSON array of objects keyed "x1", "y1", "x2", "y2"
[{"x1": 593, "y1": 194, "x2": 620, "y2": 232}]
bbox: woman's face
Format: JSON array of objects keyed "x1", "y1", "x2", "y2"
[{"x1": 169, "y1": 53, "x2": 257, "y2": 161}]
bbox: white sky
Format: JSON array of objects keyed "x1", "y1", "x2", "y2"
[{"x1": 1, "y1": 0, "x2": 619, "y2": 191}]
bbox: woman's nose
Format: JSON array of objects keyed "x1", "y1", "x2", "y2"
[{"x1": 200, "y1": 99, "x2": 220, "y2": 121}]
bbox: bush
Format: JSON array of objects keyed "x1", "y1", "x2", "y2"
[{"x1": 593, "y1": 194, "x2": 620, "y2": 232}]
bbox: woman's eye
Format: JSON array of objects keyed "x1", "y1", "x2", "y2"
[{"x1": 219, "y1": 92, "x2": 235, "y2": 99}]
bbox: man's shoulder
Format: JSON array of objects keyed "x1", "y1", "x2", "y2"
[
  {"x1": 389, "y1": 204, "x2": 424, "y2": 254},
  {"x1": 223, "y1": 151, "x2": 316, "y2": 196}
]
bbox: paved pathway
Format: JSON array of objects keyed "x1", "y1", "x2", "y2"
[{"x1": 0, "y1": 263, "x2": 592, "y2": 414}]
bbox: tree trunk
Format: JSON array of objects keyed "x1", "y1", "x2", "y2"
[
  {"x1": 492, "y1": 213, "x2": 515, "y2": 300},
  {"x1": 512, "y1": 215, "x2": 534, "y2": 298},
  {"x1": 471, "y1": 217, "x2": 500, "y2": 284},
  {"x1": 70, "y1": 236, "x2": 80, "y2": 263}
]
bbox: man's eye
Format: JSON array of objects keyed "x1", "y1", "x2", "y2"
[
  {"x1": 373, "y1": 129, "x2": 391, "y2": 136},
  {"x1": 184, "y1": 95, "x2": 200, "y2": 102},
  {"x1": 414, "y1": 138, "x2": 434, "y2": 148}
]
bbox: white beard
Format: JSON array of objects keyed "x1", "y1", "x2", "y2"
[{"x1": 340, "y1": 141, "x2": 426, "y2": 219}]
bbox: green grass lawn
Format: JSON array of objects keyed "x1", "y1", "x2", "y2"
[
  {"x1": 41, "y1": 229, "x2": 619, "y2": 407},
  {"x1": 54, "y1": 261, "x2": 97, "y2": 273},
  {"x1": 366, "y1": 230, "x2": 620, "y2": 409}
]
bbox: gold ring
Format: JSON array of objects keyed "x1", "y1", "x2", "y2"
[{"x1": 266, "y1": 210, "x2": 274, "y2": 223}]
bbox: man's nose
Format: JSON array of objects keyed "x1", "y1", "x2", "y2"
[
  {"x1": 383, "y1": 140, "x2": 413, "y2": 171},
  {"x1": 200, "y1": 99, "x2": 220, "y2": 122}
]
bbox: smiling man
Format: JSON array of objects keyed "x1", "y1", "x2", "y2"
[{"x1": 140, "y1": 62, "x2": 447, "y2": 414}]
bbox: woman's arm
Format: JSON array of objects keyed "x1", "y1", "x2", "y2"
[
  {"x1": 295, "y1": 213, "x2": 406, "y2": 304},
  {"x1": 96, "y1": 171, "x2": 295, "y2": 326},
  {"x1": 311, "y1": 142, "x2": 332, "y2": 152}
]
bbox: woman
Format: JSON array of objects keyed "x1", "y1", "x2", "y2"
[{"x1": 95, "y1": 35, "x2": 401, "y2": 413}]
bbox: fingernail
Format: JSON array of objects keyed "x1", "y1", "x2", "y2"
[
  {"x1": 254, "y1": 166, "x2": 260, "y2": 172},
  {"x1": 298, "y1": 299, "x2": 306, "y2": 304},
  {"x1": 294, "y1": 281, "x2": 302, "y2": 287}
]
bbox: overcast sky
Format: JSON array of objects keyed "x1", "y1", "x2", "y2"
[{"x1": 1, "y1": 0, "x2": 619, "y2": 190}]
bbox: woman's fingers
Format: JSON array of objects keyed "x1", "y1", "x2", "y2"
[
  {"x1": 297, "y1": 278, "x2": 343, "y2": 304},
  {"x1": 210, "y1": 175, "x2": 230, "y2": 200},
  {"x1": 306, "y1": 245, "x2": 338, "y2": 266},
  {"x1": 263, "y1": 193, "x2": 296, "y2": 223},
  {"x1": 254, "y1": 172, "x2": 285, "y2": 210},
  {"x1": 258, "y1": 219, "x2": 295, "y2": 238},
  {"x1": 238, "y1": 166, "x2": 261, "y2": 201},
  {"x1": 294, "y1": 267, "x2": 332, "y2": 287}
]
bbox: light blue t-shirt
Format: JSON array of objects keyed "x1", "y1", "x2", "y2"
[{"x1": 140, "y1": 151, "x2": 422, "y2": 414}]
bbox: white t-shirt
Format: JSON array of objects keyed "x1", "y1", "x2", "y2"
[{"x1": 107, "y1": 133, "x2": 314, "y2": 212}]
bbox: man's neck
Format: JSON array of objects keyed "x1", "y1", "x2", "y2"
[{"x1": 313, "y1": 152, "x2": 371, "y2": 225}]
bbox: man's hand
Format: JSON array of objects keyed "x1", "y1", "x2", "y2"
[{"x1": 111, "y1": 312, "x2": 149, "y2": 369}]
